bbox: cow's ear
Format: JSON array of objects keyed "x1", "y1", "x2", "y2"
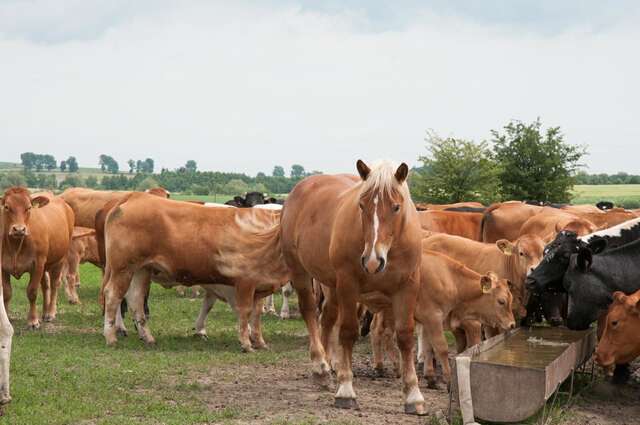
[
  {"x1": 31, "y1": 196, "x2": 49, "y2": 209},
  {"x1": 506, "y1": 280, "x2": 515, "y2": 291},
  {"x1": 0, "y1": 196, "x2": 4, "y2": 206},
  {"x1": 480, "y1": 275, "x2": 493, "y2": 294},
  {"x1": 394, "y1": 163, "x2": 409, "y2": 184},
  {"x1": 587, "y1": 237, "x2": 607, "y2": 254},
  {"x1": 576, "y1": 247, "x2": 592, "y2": 272},
  {"x1": 356, "y1": 160, "x2": 371, "y2": 181},
  {"x1": 496, "y1": 239, "x2": 514, "y2": 255},
  {"x1": 612, "y1": 291, "x2": 626, "y2": 304}
]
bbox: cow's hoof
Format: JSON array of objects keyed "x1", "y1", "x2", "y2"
[
  {"x1": 374, "y1": 366, "x2": 386, "y2": 378},
  {"x1": 279, "y1": 313, "x2": 290, "y2": 320},
  {"x1": 252, "y1": 341, "x2": 268, "y2": 350},
  {"x1": 193, "y1": 332, "x2": 208, "y2": 341},
  {"x1": 105, "y1": 337, "x2": 118, "y2": 346},
  {"x1": 312, "y1": 371, "x2": 331, "y2": 389},
  {"x1": 0, "y1": 395, "x2": 11, "y2": 405},
  {"x1": 241, "y1": 345, "x2": 255, "y2": 353},
  {"x1": 404, "y1": 401, "x2": 427, "y2": 416},
  {"x1": 334, "y1": 397, "x2": 359, "y2": 410},
  {"x1": 143, "y1": 338, "x2": 156, "y2": 346},
  {"x1": 425, "y1": 377, "x2": 439, "y2": 389},
  {"x1": 116, "y1": 329, "x2": 128, "y2": 338},
  {"x1": 43, "y1": 314, "x2": 55, "y2": 323},
  {"x1": 68, "y1": 298, "x2": 80, "y2": 305},
  {"x1": 27, "y1": 321, "x2": 40, "y2": 330}
]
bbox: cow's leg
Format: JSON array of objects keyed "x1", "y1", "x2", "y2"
[
  {"x1": 43, "y1": 262, "x2": 64, "y2": 322},
  {"x1": 64, "y1": 258, "x2": 81, "y2": 304},
  {"x1": 381, "y1": 309, "x2": 400, "y2": 378},
  {"x1": 280, "y1": 282, "x2": 292, "y2": 319},
  {"x1": 290, "y1": 272, "x2": 330, "y2": 385},
  {"x1": 103, "y1": 268, "x2": 133, "y2": 345},
  {"x1": 234, "y1": 283, "x2": 256, "y2": 352},
  {"x1": 426, "y1": 320, "x2": 452, "y2": 389},
  {"x1": 115, "y1": 303, "x2": 128, "y2": 337},
  {"x1": 194, "y1": 286, "x2": 218, "y2": 339},
  {"x1": 26, "y1": 261, "x2": 46, "y2": 329},
  {"x1": 416, "y1": 322, "x2": 424, "y2": 365},
  {"x1": 0, "y1": 280, "x2": 14, "y2": 405},
  {"x1": 176, "y1": 286, "x2": 186, "y2": 297},
  {"x1": 250, "y1": 297, "x2": 267, "y2": 349},
  {"x1": 2, "y1": 273, "x2": 11, "y2": 314},
  {"x1": 392, "y1": 272, "x2": 426, "y2": 415},
  {"x1": 263, "y1": 294, "x2": 276, "y2": 315},
  {"x1": 463, "y1": 321, "x2": 482, "y2": 349},
  {"x1": 333, "y1": 276, "x2": 359, "y2": 409},
  {"x1": 370, "y1": 312, "x2": 385, "y2": 374},
  {"x1": 125, "y1": 269, "x2": 155, "y2": 345}
]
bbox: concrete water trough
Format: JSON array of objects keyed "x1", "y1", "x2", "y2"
[{"x1": 452, "y1": 326, "x2": 596, "y2": 424}]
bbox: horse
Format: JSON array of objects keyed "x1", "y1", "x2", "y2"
[{"x1": 280, "y1": 159, "x2": 426, "y2": 415}]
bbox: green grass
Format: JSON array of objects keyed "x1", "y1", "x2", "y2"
[
  {"x1": 1, "y1": 264, "x2": 307, "y2": 425},
  {"x1": 572, "y1": 184, "x2": 640, "y2": 208}
]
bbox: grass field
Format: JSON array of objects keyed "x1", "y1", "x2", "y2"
[
  {"x1": 572, "y1": 185, "x2": 640, "y2": 208},
  {"x1": 2, "y1": 264, "x2": 631, "y2": 425}
]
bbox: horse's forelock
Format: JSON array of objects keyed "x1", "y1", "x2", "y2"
[{"x1": 358, "y1": 160, "x2": 409, "y2": 201}]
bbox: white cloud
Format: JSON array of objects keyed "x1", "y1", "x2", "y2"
[{"x1": 0, "y1": 1, "x2": 638, "y2": 174}]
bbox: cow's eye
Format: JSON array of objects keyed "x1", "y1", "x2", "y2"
[
  {"x1": 519, "y1": 252, "x2": 524, "y2": 256},
  {"x1": 498, "y1": 299, "x2": 506, "y2": 306},
  {"x1": 392, "y1": 204, "x2": 400, "y2": 213},
  {"x1": 3, "y1": 205, "x2": 8, "y2": 212}
]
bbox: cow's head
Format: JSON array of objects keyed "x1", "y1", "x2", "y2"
[
  {"x1": 476, "y1": 272, "x2": 516, "y2": 331},
  {"x1": 556, "y1": 218, "x2": 598, "y2": 236},
  {"x1": 1, "y1": 187, "x2": 49, "y2": 238},
  {"x1": 356, "y1": 160, "x2": 410, "y2": 274},
  {"x1": 244, "y1": 192, "x2": 266, "y2": 207},
  {"x1": 595, "y1": 291, "x2": 640, "y2": 371},
  {"x1": 145, "y1": 187, "x2": 170, "y2": 198},
  {"x1": 497, "y1": 233, "x2": 545, "y2": 306}
]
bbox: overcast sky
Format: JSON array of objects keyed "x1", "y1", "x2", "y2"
[{"x1": 1, "y1": 0, "x2": 638, "y2": 175}]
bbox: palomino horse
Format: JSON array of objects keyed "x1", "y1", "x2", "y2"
[{"x1": 280, "y1": 160, "x2": 426, "y2": 414}]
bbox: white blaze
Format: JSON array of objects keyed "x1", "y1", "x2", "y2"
[{"x1": 368, "y1": 196, "x2": 380, "y2": 263}]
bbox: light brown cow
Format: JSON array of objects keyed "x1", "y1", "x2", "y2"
[
  {"x1": 481, "y1": 202, "x2": 543, "y2": 242},
  {"x1": 60, "y1": 187, "x2": 170, "y2": 228},
  {"x1": 1, "y1": 188, "x2": 74, "y2": 328},
  {"x1": 418, "y1": 210, "x2": 484, "y2": 240},
  {"x1": 595, "y1": 290, "x2": 640, "y2": 374},
  {"x1": 518, "y1": 208, "x2": 598, "y2": 242},
  {"x1": 369, "y1": 250, "x2": 515, "y2": 387},
  {"x1": 101, "y1": 193, "x2": 289, "y2": 351},
  {"x1": 569, "y1": 208, "x2": 638, "y2": 230},
  {"x1": 415, "y1": 202, "x2": 484, "y2": 211},
  {"x1": 62, "y1": 227, "x2": 99, "y2": 304}
]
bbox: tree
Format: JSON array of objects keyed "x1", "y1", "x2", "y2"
[
  {"x1": 85, "y1": 175, "x2": 99, "y2": 188},
  {"x1": 140, "y1": 158, "x2": 154, "y2": 174},
  {"x1": 412, "y1": 131, "x2": 500, "y2": 204},
  {"x1": 128, "y1": 159, "x2": 135, "y2": 174},
  {"x1": 290, "y1": 164, "x2": 306, "y2": 179},
  {"x1": 59, "y1": 160, "x2": 67, "y2": 172},
  {"x1": 185, "y1": 160, "x2": 197, "y2": 173},
  {"x1": 20, "y1": 152, "x2": 37, "y2": 171},
  {"x1": 59, "y1": 175, "x2": 84, "y2": 190},
  {"x1": 492, "y1": 119, "x2": 587, "y2": 203},
  {"x1": 272, "y1": 165, "x2": 285, "y2": 177},
  {"x1": 43, "y1": 154, "x2": 57, "y2": 171},
  {"x1": 99, "y1": 155, "x2": 119, "y2": 174},
  {"x1": 0, "y1": 172, "x2": 27, "y2": 190},
  {"x1": 223, "y1": 179, "x2": 250, "y2": 195},
  {"x1": 67, "y1": 156, "x2": 79, "y2": 173},
  {"x1": 136, "y1": 176, "x2": 160, "y2": 191}
]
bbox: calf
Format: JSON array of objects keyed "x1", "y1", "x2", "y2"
[
  {"x1": 518, "y1": 208, "x2": 597, "y2": 242},
  {"x1": 1, "y1": 188, "x2": 74, "y2": 328},
  {"x1": 62, "y1": 227, "x2": 99, "y2": 304},
  {"x1": 369, "y1": 250, "x2": 515, "y2": 387},
  {"x1": 595, "y1": 290, "x2": 640, "y2": 374}
]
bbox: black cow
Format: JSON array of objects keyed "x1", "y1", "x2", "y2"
[
  {"x1": 224, "y1": 192, "x2": 269, "y2": 208},
  {"x1": 596, "y1": 201, "x2": 615, "y2": 211}
]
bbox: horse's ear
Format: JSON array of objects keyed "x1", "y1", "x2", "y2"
[
  {"x1": 356, "y1": 160, "x2": 371, "y2": 181},
  {"x1": 31, "y1": 196, "x2": 49, "y2": 209},
  {"x1": 576, "y1": 247, "x2": 592, "y2": 272},
  {"x1": 395, "y1": 163, "x2": 409, "y2": 183},
  {"x1": 587, "y1": 237, "x2": 607, "y2": 254}
]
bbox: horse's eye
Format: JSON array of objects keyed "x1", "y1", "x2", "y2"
[
  {"x1": 611, "y1": 320, "x2": 618, "y2": 327},
  {"x1": 392, "y1": 204, "x2": 400, "y2": 213}
]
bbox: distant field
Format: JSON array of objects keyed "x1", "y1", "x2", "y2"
[
  {"x1": 572, "y1": 184, "x2": 640, "y2": 208},
  {"x1": 171, "y1": 194, "x2": 234, "y2": 204}
]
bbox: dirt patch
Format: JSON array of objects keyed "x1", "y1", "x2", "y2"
[{"x1": 190, "y1": 352, "x2": 450, "y2": 425}]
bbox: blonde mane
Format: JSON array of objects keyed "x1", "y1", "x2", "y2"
[{"x1": 358, "y1": 160, "x2": 410, "y2": 200}]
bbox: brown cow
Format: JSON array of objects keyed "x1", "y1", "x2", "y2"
[
  {"x1": 100, "y1": 193, "x2": 289, "y2": 351},
  {"x1": 595, "y1": 290, "x2": 640, "y2": 374},
  {"x1": 518, "y1": 208, "x2": 597, "y2": 242},
  {"x1": 481, "y1": 202, "x2": 543, "y2": 242},
  {"x1": 1, "y1": 188, "x2": 74, "y2": 328},
  {"x1": 62, "y1": 227, "x2": 99, "y2": 304},
  {"x1": 418, "y1": 210, "x2": 484, "y2": 240},
  {"x1": 569, "y1": 208, "x2": 638, "y2": 230},
  {"x1": 368, "y1": 250, "x2": 515, "y2": 387},
  {"x1": 415, "y1": 201, "x2": 484, "y2": 211},
  {"x1": 60, "y1": 187, "x2": 170, "y2": 228}
]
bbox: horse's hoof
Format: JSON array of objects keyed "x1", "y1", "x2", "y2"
[
  {"x1": 116, "y1": 329, "x2": 128, "y2": 337},
  {"x1": 334, "y1": 397, "x2": 359, "y2": 410},
  {"x1": 374, "y1": 366, "x2": 386, "y2": 378},
  {"x1": 404, "y1": 401, "x2": 428, "y2": 416},
  {"x1": 312, "y1": 371, "x2": 331, "y2": 389},
  {"x1": 425, "y1": 377, "x2": 439, "y2": 389}
]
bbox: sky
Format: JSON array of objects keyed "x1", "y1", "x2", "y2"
[{"x1": 1, "y1": 0, "x2": 639, "y2": 175}]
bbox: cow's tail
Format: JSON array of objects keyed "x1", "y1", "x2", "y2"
[
  {"x1": 480, "y1": 202, "x2": 501, "y2": 242},
  {"x1": 214, "y1": 212, "x2": 290, "y2": 286}
]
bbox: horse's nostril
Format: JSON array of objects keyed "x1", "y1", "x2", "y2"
[
  {"x1": 375, "y1": 257, "x2": 386, "y2": 273},
  {"x1": 360, "y1": 256, "x2": 367, "y2": 270}
]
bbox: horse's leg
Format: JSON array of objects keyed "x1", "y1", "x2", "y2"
[
  {"x1": 319, "y1": 285, "x2": 339, "y2": 371},
  {"x1": 103, "y1": 268, "x2": 133, "y2": 345},
  {"x1": 391, "y1": 272, "x2": 426, "y2": 415},
  {"x1": 334, "y1": 276, "x2": 359, "y2": 409},
  {"x1": 125, "y1": 269, "x2": 155, "y2": 344},
  {"x1": 290, "y1": 272, "x2": 330, "y2": 384},
  {"x1": 194, "y1": 286, "x2": 218, "y2": 338}
]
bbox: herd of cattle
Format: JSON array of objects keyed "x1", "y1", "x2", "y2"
[{"x1": 0, "y1": 159, "x2": 639, "y2": 415}]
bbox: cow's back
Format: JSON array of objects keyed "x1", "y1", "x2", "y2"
[
  {"x1": 61, "y1": 188, "x2": 126, "y2": 228},
  {"x1": 32, "y1": 197, "x2": 74, "y2": 265},
  {"x1": 481, "y1": 202, "x2": 542, "y2": 242}
]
